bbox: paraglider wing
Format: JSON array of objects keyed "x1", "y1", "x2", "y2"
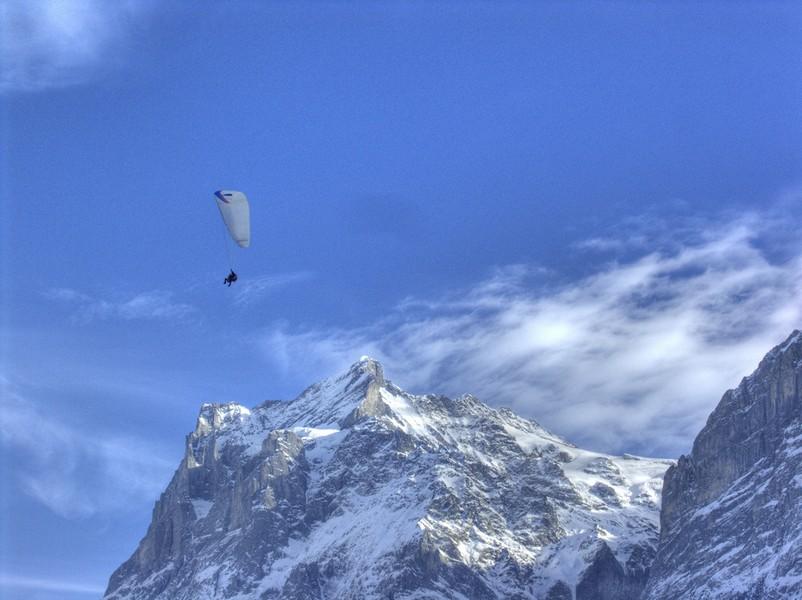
[{"x1": 214, "y1": 190, "x2": 250, "y2": 248}]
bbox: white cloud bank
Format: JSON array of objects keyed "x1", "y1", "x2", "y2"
[
  {"x1": 259, "y1": 213, "x2": 802, "y2": 457},
  {"x1": 0, "y1": 0, "x2": 149, "y2": 92}
]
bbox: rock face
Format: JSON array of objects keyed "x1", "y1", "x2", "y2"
[
  {"x1": 644, "y1": 330, "x2": 802, "y2": 600},
  {"x1": 105, "y1": 358, "x2": 669, "y2": 600}
]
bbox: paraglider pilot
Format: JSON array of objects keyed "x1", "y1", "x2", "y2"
[{"x1": 224, "y1": 270, "x2": 238, "y2": 286}]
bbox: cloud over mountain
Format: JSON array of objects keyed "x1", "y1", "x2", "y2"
[{"x1": 260, "y1": 212, "x2": 802, "y2": 456}]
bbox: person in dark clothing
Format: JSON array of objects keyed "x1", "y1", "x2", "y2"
[{"x1": 224, "y1": 270, "x2": 238, "y2": 286}]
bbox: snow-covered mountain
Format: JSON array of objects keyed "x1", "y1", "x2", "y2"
[
  {"x1": 643, "y1": 330, "x2": 802, "y2": 600},
  {"x1": 104, "y1": 358, "x2": 670, "y2": 600}
]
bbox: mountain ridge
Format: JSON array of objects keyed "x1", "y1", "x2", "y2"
[{"x1": 105, "y1": 356, "x2": 670, "y2": 600}]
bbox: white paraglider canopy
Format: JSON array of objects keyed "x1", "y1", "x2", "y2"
[{"x1": 214, "y1": 190, "x2": 250, "y2": 248}]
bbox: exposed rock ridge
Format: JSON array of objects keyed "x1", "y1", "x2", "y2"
[
  {"x1": 644, "y1": 330, "x2": 802, "y2": 600},
  {"x1": 105, "y1": 356, "x2": 670, "y2": 600}
]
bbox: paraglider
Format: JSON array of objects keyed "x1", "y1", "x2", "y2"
[{"x1": 214, "y1": 190, "x2": 250, "y2": 286}]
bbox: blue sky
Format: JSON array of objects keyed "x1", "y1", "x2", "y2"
[{"x1": 1, "y1": 1, "x2": 802, "y2": 598}]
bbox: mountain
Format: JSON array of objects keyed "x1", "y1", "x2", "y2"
[
  {"x1": 104, "y1": 357, "x2": 670, "y2": 600},
  {"x1": 643, "y1": 330, "x2": 802, "y2": 600}
]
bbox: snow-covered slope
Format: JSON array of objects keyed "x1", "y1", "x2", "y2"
[
  {"x1": 105, "y1": 358, "x2": 671, "y2": 600},
  {"x1": 644, "y1": 330, "x2": 802, "y2": 600}
]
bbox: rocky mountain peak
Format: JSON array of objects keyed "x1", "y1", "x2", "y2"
[
  {"x1": 106, "y1": 359, "x2": 671, "y2": 600},
  {"x1": 353, "y1": 354, "x2": 385, "y2": 383}
]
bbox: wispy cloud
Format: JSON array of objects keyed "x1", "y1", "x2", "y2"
[
  {"x1": 257, "y1": 211, "x2": 802, "y2": 457},
  {"x1": 234, "y1": 271, "x2": 313, "y2": 307},
  {"x1": 0, "y1": 0, "x2": 150, "y2": 92},
  {"x1": 0, "y1": 574, "x2": 105, "y2": 595},
  {"x1": 0, "y1": 378, "x2": 175, "y2": 518},
  {"x1": 47, "y1": 288, "x2": 196, "y2": 323}
]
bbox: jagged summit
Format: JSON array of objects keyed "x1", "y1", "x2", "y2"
[
  {"x1": 346, "y1": 354, "x2": 384, "y2": 382},
  {"x1": 358, "y1": 353, "x2": 382, "y2": 368},
  {"x1": 106, "y1": 358, "x2": 671, "y2": 600}
]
